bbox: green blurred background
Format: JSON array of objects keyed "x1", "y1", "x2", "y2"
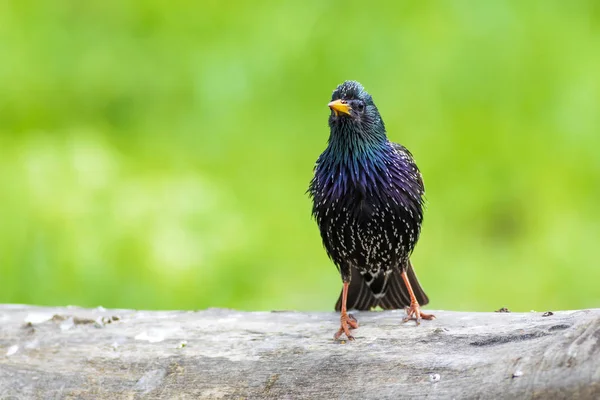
[{"x1": 1, "y1": 1, "x2": 599, "y2": 312}]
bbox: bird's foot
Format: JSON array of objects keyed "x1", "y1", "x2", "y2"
[
  {"x1": 403, "y1": 302, "x2": 435, "y2": 325},
  {"x1": 334, "y1": 313, "x2": 358, "y2": 341}
]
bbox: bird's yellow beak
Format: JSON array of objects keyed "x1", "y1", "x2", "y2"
[{"x1": 328, "y1": 99, "x2": 351, "y2": 116}]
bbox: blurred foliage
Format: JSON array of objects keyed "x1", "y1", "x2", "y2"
[{"x1": 1, "y1": 1, "x2": 599, "y2": 312}]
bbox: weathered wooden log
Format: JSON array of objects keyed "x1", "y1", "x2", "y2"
[{"x1": 0, "y1": 305, "x2": 599, "y2": 399}]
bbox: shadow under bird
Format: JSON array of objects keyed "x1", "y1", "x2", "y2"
[{"x1": 309, "y1": 81, "x2": 434, "y2": 340}]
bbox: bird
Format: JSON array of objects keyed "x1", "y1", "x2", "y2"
[{"x1": 308, "y1": 80, "x2": 434, "y2": 340}]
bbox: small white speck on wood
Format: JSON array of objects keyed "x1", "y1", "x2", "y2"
[
  {"x1": 59, "y1": 317, "x2": 75, "y2": 331},
  {"x1": 23, "y1": 312, "x2": 53, "y2": 324},
  {"x1": 513, "y1": 370, "x2": 524, "y2": 378},
  {"x1": 0, "y1": 305, "x2": 599, "y2": 399},
  {"x1": 5, "y1": 345, "x2": 18, "y2": 357}
]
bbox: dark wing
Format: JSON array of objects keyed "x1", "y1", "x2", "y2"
[{"x1": 390, "y1": 142, "x2": 425, "y2": 196}]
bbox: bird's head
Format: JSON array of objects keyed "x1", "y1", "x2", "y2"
[{"x1": 327, "y1": 81, "x2": 386, "y2": 144}]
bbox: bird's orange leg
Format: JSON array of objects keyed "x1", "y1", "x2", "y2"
[
  {"x1": 401, "y1": 270, "x2": 435, "y2": 325},
  {"x1": 334, "y1": 281, "x2": 359, "y2": 340}
]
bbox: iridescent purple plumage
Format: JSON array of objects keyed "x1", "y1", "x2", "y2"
[{"x1": 309, "y1": 81, "x2": 433, "y2": 339}]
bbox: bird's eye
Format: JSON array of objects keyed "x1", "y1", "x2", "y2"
[{"x1": 356, "y1": 102, "x2": 365, "y2": 113}]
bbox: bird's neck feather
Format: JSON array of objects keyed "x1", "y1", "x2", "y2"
[
  {"x1": 316, "y1": 124, "x2": 393, "y2": 200},
  {"x1": 327, "y1": 123, "x2": 388, "y2": 164}
]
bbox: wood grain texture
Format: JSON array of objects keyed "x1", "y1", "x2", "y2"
[{"x1": 1, "y1": 305, "x2": 599, "y2": 399}]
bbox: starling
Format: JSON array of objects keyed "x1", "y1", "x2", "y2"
[{"x1": 308, "y1": 81, "x2": 434, "y2": 340}]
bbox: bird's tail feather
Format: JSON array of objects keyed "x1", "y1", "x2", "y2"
[
  {"x1": 334, "y1": 261, "x2": 429, "y2": 311},
  {"x1": 379, "y1": 260, "x2": 429, "y2": 309}
]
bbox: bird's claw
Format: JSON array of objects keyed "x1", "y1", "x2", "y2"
[
  {"x1": 334, "y1": 313, "x2": 358, "y2": 341},
  {"x1": 403, "y1": 303, "x2": 435, "y2": 325}
]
